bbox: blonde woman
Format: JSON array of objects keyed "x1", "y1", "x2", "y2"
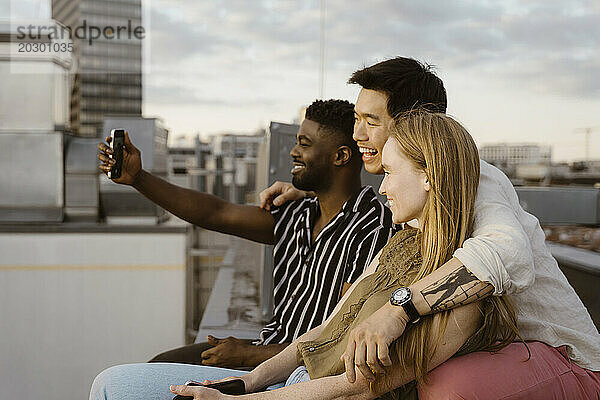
[{"x1": 91, "y1": 110, "x2": 519, "y2": 400}]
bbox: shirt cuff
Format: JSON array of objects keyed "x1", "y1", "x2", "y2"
[{"x1": 453, "y1": 247, "x2": 512, "y2": 295}]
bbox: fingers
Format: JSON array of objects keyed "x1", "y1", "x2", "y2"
[
  {"x1": 366, "y1": 340, "x2": 385, "y2": 375},
  {"x1": 201, "y1": 356, "x2": 218, "y2": 366},
  {"x1": 377, "y1": 340, "x2": 392, "y2": 367},
  {"x1": 259, "y1": 181, "x2": 285, "y2": 210},
  {"x1": 98, "y1": 142, "x2": 113, "y2": 155},
  {"x1": 271, "y1": 193, "x2": 285, "y2": 207},
  {"x1": 206, "y1": 335, "x2": 222, "y2": 346},
  {"x1": 201, "y1": 351, "x2": 220, "y2": 366},
  {"x1": 202, "y1": 336, "x2": 226, "y2": 366},
  {"x1": 170, "y1": 384, "x2": 217, "y2": 397},
  {"x1": 200, "y1": 346, "x2": 216, "y2": 361},
  {"x1": 273, "y1": 187, "x2": 308, "y2": 206},
  {"x1": 123, "y1": 131, "x2": 139, "y2": 156},
  {"x1": 272, "y1": 190, "x2": 296, "y2": 207},
  {"x1": 199, "y1": 376, "x2": 235, "y2": 385},
  {"x1": 98, "y1": 145, "x2": 114, "y2": 174},
  {"x1": 170, "y1": 385, "x2": 191, "y2": 395},
  {"x1": 200, "y1": 346, "x2": 223, "y2": 367},
  {"x1": 259, "y1": 198, "x2": 270, "y2": 211},
  {"x1": 355, "y1": 341, "x2": 375, "y2": 382},
  {"x1": 98, "y1": 153, "x2": 115, "y2": 165},
  {"x1": 342, "y1": 353, "x2": 356, "y2": 384},
  {"x1": 259, "y1": 188, "x2": 272, "y2": 210},
  {"x1": 343, "y1": 339, "x2": 357, "y2": 383}
]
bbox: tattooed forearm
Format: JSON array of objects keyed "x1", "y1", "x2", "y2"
[{"x1": 420, "y1": 266, "x2": 494, "y2": 313}]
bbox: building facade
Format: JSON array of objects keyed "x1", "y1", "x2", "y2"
[
  {"x1": 0, "y1": 20, "x2": 73, "y2": 222},
  {"x1": 480, "y1": 143, "x2": 552, "y2": 178},
  {"x1": 52, "y1": 0, "x2": 143, "y2": 136}
]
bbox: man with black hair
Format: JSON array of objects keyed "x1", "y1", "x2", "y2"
[{"x1": 97, "y1": 99, "x2": 394, "y2": 369}]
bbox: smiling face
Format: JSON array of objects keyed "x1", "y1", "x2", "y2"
[
  {"x1": 289, "y1": 118, "x2": 335, "y2": 191},
  {"x1": 353, "y1": 88, "x2": 393, "y2": 175},
  {"x1": 379, "y1": 138, "x2": 430, "y2": 225}
]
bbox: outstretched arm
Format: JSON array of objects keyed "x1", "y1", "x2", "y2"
[
  {"x1": 131, "y1": 170, "x2": 275, "y2": 243},
  {"x1": 98, "y1": 132, "x2": 275, "y2": 244}
]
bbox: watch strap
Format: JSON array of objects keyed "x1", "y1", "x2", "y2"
[{"x1": 401, "y1": 299, "x2": 420, "y2": 323}]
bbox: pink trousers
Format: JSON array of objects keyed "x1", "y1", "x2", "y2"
[{"x1": 418, "y1": 341, "x2": 600, "y2": 400}]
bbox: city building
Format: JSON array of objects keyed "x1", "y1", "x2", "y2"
[
  {"x1": 167, "y1": 132, "x2": 266, "y2": 204},
  {"x1": 0, "y1": 20, "x2": 72, "y2": 222},
  {"x1": 100, "y1": 116, "x2": 169, "y2": 223},
  {"x1": 548, "y1": 160, "x2": 600, "y2": 186},
  {"x1": 168, "y1": 137, "x2": 212, "y2": 190},
  {"x1": 52, "y1": 0, "x2": 143, "y2": 136},
  {"x1": 479, "y1": 143, "x2": 552, "y2": 179}
]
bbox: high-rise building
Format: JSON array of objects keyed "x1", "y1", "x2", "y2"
[{"x1": 52, "y1": 0, "x2": 143, "y2": 137}]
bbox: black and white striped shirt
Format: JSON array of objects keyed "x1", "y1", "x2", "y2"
[{"x1": 256, "y1": 186, "x2": 396, "y2": 345}]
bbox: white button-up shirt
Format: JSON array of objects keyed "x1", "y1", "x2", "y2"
[{"x1": 454, "y1": 160, "x2": 600, "y2": 371}]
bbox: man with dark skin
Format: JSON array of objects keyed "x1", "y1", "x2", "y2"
[{"x1": 97, "y1": 99, "x2": 394, "y2": 369}]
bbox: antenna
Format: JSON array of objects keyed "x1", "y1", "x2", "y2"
[
  {"x1": 574, "y1": 126, "x2": 600, "y2": 161},
  {"x1": 318, "y1": 0, "x2": 326, "y2": 99}
]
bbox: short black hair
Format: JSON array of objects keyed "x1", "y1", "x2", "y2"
[
  {"x1": 348, "y1": 57, "x2": 447, "y2": 117},
  {"x1": 305, "y1": 99, "x2": 358, "y2": 154}
]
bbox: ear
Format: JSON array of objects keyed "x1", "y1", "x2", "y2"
[
  {"x1": 423, "y1": 175, "x2": 430, "y2": 192},
  {"x1": 333, "y1": 145, "x2": 353, "y2": 166}
]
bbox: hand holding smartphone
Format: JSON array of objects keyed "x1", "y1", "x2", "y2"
[
  {"x1": 107, "y1": 129, "x2": 125, "y2": 179},
  {"x1": 172, "y1": 378, "x2": 246, "y2": 400}
]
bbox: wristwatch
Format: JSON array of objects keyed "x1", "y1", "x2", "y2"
[{"x1": 390, "y1": 287, "x2": 420, "y2": 323}]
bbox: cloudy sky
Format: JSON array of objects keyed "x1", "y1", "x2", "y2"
[{"x1": 6, "y1": 0, "x2": 600, "y2": 161}]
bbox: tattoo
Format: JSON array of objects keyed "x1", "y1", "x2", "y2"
[{"x1": 420, "y1": 266, "x2": 494, "y2": 312}]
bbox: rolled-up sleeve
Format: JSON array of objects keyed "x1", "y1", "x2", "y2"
[{"x1": 453, "y1": 163, "x2": 535, "y2": 295}]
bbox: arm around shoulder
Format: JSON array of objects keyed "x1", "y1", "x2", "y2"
[{"x1": 454, "y1": 164, "x2": 535, "y2": 295}]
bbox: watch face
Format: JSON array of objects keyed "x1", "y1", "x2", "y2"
[{"x1": 391, "y1": 287, "x2": 410, "y2": 305}]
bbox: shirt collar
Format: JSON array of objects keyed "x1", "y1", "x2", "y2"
[
  {"x1": 341, "y1": 186, "x2": 377, "y2": 214},
  {"x1": 305, "y1": 186, "x2": 376, "y2": 223}
]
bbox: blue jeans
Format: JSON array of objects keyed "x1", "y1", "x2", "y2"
[{"x1": 89, "y1": 363, "x2": 309, "y2": 400}]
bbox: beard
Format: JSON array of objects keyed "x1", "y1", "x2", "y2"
[{"x1": 292, "y1": 163, "x2": 331, "y2": 192}]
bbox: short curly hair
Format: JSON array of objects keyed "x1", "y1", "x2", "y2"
[{"x1": 304, "y1": 99, "x2": 357, "y2": 154}]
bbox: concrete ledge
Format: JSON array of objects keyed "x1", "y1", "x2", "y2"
[
  {"x1": 549, "y1": 242, "x2": 600, "y2": 329},
  {"x1": 196, "y1": 244, "x2": 263, "y2": 343},
  {"x1": 0, "y1": 222, "x2": 187, "y2": 233},
  {"x1": 548, "y1": 242, "x2": 600, "y2": 276}
]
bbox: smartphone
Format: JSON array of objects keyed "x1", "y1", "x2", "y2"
[
  {"x1": 107, "y1": 129, "x2": 125, "y2": 179},
  {"x1": 172, "y1": 379, "x2": 245, "y2": 400}
]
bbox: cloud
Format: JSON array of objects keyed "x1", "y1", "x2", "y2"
[
  {"x1": 500, "y1": 55, "x2": 600, "y2": 98},
  {"x1": 170, "y1": 0, "x2": 596, "y2": 97},
  {"x1": 145, "y1": 82, "x2": 279, "y2": 107},
  {"x1": 140, "y1": 0, "x2": 599, "y2": 140},
  {"x1": 148, "y1": 6, "x2": 237, "y2": 65}
]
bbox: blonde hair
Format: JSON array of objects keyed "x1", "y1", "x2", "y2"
[{"x1": 381, "y1": 110, "x2": 521, "y2": 392}]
